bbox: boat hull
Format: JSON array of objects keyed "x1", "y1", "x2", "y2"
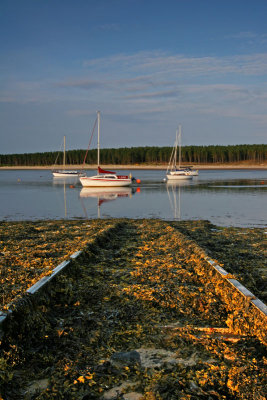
[
  {"x1": 166, "y1": 173, "x2": 193, "y2": 180},
  {"x1": 53, "y1": 171, "x2": 85, "y2": 177},
  {"x1": 80, "y1": 176, "x2": 132, "y2": 187}
]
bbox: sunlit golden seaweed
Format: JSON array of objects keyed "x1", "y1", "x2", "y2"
[
  {"x1": 0, "y1": 219, "x2": 266, "y2": 399},
  {"x1": 0, "y1": 220, "x2": 115, "y2": 310},
  {"x1": 173, "y1": 220, "x2": 266, "y2": 303},
  {"x1": 170, "y1": 229, "x2": 267, "y2": 344}
]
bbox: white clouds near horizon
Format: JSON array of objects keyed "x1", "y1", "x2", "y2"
[{"x1": 1, "y1": 50, "x2": 267, "y2": 151}]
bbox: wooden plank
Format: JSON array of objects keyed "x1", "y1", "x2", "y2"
[
  {"x1": 205, "y1": 257, "x2": 228, "y2": 276},
  {"x1": 70, "y1": 250, "x2": 82, "y2": 259},
  {"x1": 251, "y1": 298, "x2": 267, "y2": 316},
  {"x1": 27, "y1": 276, "x2": 51, "y2": 295},
  {"x1": 27, "y1": 260, "x2": 71, "y2": 295},
  {"x1": 51, "y1": 260, "x2": 70, "y2": 276},
  {"x1": 228, "y1": 279, "x2": 256, "y2": 299},
  {"x1": 0, "y1": 313, "x2": 7, "y2": 324}
]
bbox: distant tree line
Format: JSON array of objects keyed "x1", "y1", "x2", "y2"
[{"x1": 0, "y1": 144, "x2": 266, "y2": 166}]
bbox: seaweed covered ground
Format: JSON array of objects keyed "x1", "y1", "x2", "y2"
[
  {"x1": 0, "y1": 219, "x2": 266, "y2": 310},
  {"x1": 0, "y1": 219, "x2": 266, "y2": 399},
  {"x1": 0, "y1": 220, "x2": 114, "y2": 310},
  {"x1": 172, "y1": 220, "x2": 267, "y2": 304}
]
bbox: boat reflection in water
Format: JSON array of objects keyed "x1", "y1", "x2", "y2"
[
  {"x1": 80, "y1": 186, "x2": 140, "y2": 218},
  {"x1": 52, "y1": 177, "x2": 79, "y2": 218},
  {"x1": 52, "y1": 176, "x2": 80, "y2": 185},
  {"x1": 166, "y1": 180, "x2": 192, "y2": 220}
]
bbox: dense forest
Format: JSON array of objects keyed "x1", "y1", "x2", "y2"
[{"x1": 0, "y1": 144, "x2": 266, "y2": 166}]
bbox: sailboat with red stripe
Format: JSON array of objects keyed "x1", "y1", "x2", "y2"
[{"x1": 80, "y1": 111, "x2": 134, "y2": 187}]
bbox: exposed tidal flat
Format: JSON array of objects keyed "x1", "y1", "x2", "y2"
[
  {"x1": 0, "y1": 219, "x2": 266, "y2": 309},
  {"x1": 0, "y1": 219, "x2": 266, "y2": 399}
]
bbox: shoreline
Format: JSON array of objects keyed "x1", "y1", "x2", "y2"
[{"x1": 0, "y1": 163, "x2": 266, "y2": 171}]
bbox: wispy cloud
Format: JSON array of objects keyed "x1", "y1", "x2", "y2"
[
  {"x1": 1, "y1": 51, "x2": 267, "y2": 137},
  {"x1": 226, "y1": 31, "x2": 258, "y2": 40},
  {"x1": 124, "y1": 89, "x2": 180, "y2": 100},
  {"x1": 83, "y1": 51, "x2": 267, "y2": 77},
  {"x1": 55, "y1": 79, "x2": 108, "y2": 90},
  {"x1": 225, "y1": 31, "x2": 267, "y2": 44}
]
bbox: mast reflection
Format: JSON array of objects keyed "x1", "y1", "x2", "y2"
[
  {"x1": 52, "y1": 177, "x2": 78, "y2": 218},
  {"x1": 166, "y1": 181, "x2": 191, "y2": 220}
]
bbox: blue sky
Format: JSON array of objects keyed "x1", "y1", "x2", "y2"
[{"x1": 0, "y1": 0, "x2": 267, "y2": 154}]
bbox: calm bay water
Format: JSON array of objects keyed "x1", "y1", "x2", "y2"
[{"x1": 0, "y1": 169, "x2": 266, "y2": 227}]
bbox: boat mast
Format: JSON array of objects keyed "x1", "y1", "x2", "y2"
[
  {"x1": 178, "y1": 124, "x2": 181, "y2": 169},
  {"x1": 63, "y1": 135, "x2": 66, "y2": 169},
  {"x1": 97, "y1": 111, "x2": 100, "y2": 167},
  {"x1": 174, "y1": 129, "x2": 178, "y2": 169}
]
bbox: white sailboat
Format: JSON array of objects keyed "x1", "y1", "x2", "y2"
[
  {"x1": 80, "y1": 111, "x2": 133, "y2": 187},
  {"x1": 52, "y1": 136, "x2": 85, "y2": 177},
  {"x1": 166, "y1": 125, "x2": 195, "y2": 180}
]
